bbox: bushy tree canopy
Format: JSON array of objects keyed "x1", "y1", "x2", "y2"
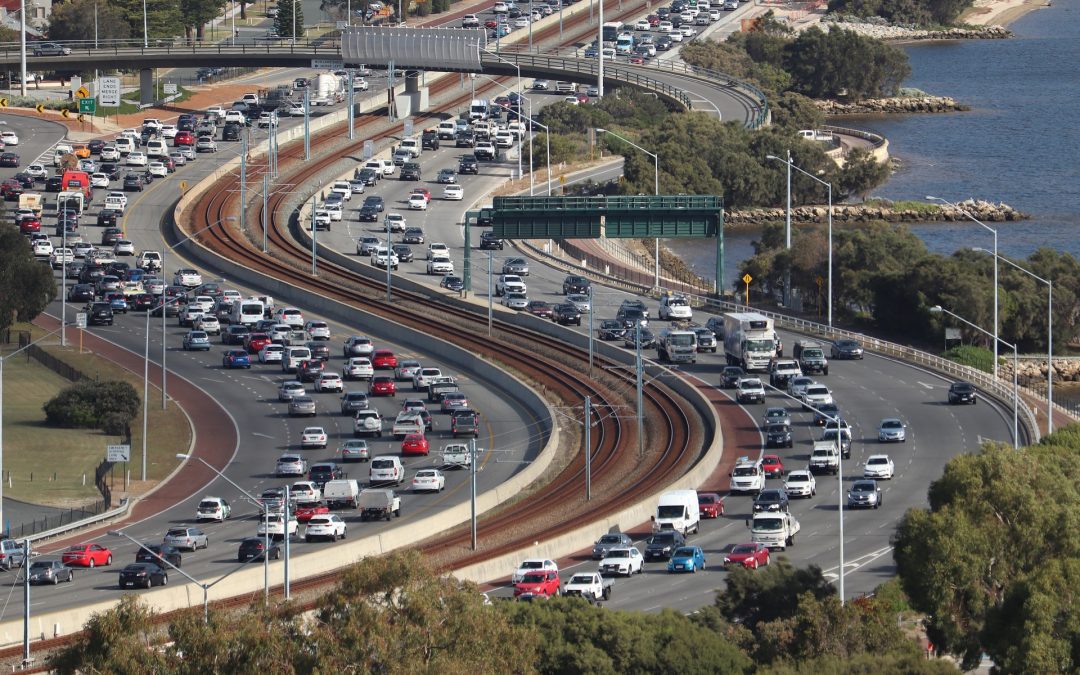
[
  {"x1": 43, "y1": 379, "x2": 140, "y2": 434},
  {"x1": 0, "y1": 227, "x2": 56, "y2": 334},
  {"x1": 275, "y1": 0, "x2": 305, "y2": 37},
  {"x1": 47, "y1": 0, "x2": 133, "y2": 43},
  {"x1": 828, "y1": 0, "x2": 974, "y2": 26}
]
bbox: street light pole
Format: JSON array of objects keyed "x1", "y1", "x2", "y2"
[
  {"x1": 928, "y1": 196, "x2": 999, "y2": 377},
  {"x1": 972, "y1": 248, "x2": 1055, "y2": 433},
  {"x1": 597, "y1": 128, "x2": 660, "y2": 288},
  {"x1": 143, "y1": 0, "x2": 149, "y2": 48},
  {"x1": 930, "y1": 305, "x2": 1018, "y2": 448}
]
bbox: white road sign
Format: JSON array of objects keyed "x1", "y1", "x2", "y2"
[
  {"x1": 106, "y1": 444, "x2": 131, "y2": 462},
  {"x1": 99, "y1": 77, "x2": 121, "y2": 107}
]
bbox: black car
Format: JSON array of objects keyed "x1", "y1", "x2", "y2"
[
  {"x1": 421, "y1": 129, "x2": 440, "y2": 150},
  {"x1": 391, "y1": 244, "x2": 414, "y2": 262},
  {"x1": 400, "y1": 162, "x2": 421, "y2": 181},
  {"x1": 123, "y1": 173, "x2": 145, "y2": 191},
  {"x1": 363, "y1": 195, "x2": 384, "y2": 212},
  {"x1": 45, "y1": 175, "x2": 64, "y2": 192},
  {"x1": 0, "y1": 152, "x2": 19, "y2": 167},
  {"x1": 596, "y1": 319, "x2": 626, "y2": 341},
  {"x1": 440, "y1": 275, "x2": 464, "y2": 292},
  {"x1": 831, "y1": 339, "x2": 864, "y2": 359},
  {"x1": 458, "y1": 155, "x2": 479, "y2": 174},
  {"x1": 88, "y1": 302, "x2": 114, "y2": 326},
  {"x1": 308, "y1": 462, "x2": 345, "y2": 488},
  {"x1": 130, "y1": 293, "x2": 155, "y2": 312},
  {"x1": 643, "y1": 530, "x2": 686, "y2": 561},
  {"x1": 450, "y1": 409, "x2": 480, "y2": 437},
  {"x1": 753, "y1": 488, "x2": 790, "y2": 513},
  {"x1": 101, "y1": 227, "x2": 123, "y2": 246},
  {"x1": 119, "y1": 562, "x2": 168, "y2": 589},
  {"x1": 237, "y1": 537, "x2": 282, "y2": 562},
  {"x1": 948, "y1": 381, "x2": 977, "y2": 405},
  {"x1": 358, "y1": 205, "x2": 380, "y2": 222},
  {"x1": 13, "y1": 172, "x2": 34, "y2": 189},
  {"x1": 402, "y1": 227, "x2": 425, "y2": 244},
  {"x1": 562, "y1": 275, "x2": 590, "y2": 295},
  {"x1": 705, "y1": 316, "x2": 726, "y2": 339},
  {"x1": 656, "y1": 35, "x2": 674, "y2": 51},
  {"x1": 222, "y1": 324, "x2": 251, "y2": 345},
  {"x1": 553, "y1": 303, "x2": 582, "y2": 326},
  {"x1": 813, "y1": 402, "x2": 841, "y2": 426},
  {"x1": 305, "y1": 341, "x2": 331, "y2": 361},
  {"x1": 357, "y1": 167, "x2": 380, "y2": 185},
  {"x1": 99, "y1": 162, "x2": 121, "y2": 180},
  {"x1": 479, "y1": 230, "x2": 503, "y2": 250},
  {"x1": 87, "y1": 139, "x2": 106, "y2": 154},
  {"x1": 721, "y1": 366, "x2": 744, "y2": 389},
  {"x1": 79, "y1": 265, "x2": 106, "y2": 284},
  {"x1": 134, "y1": 543, "x2": 181, "y2": 568},
  {"x1": 67, "y1": 284, "x2": 95, "y2": 303},
  {"x1": 221, "y1": 123, "x2": 242, "y2": 141},
  {"x1": 765, "y1": 424, "x2": 793, "y2": 448},
  {"x1": 455, "y1": 130, "x2": 476, "y2": 148},
  {"x1": 97, "y1": 209, "x2": 120, "y2": 228}
]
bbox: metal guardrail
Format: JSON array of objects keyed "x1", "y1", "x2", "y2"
[
  {"x1": 20, "y1": 499, "x2": 130, "y2": 545},
  {"x1": 636, "y1": 59, "x2": 770, "y2": 129},
  {"x1": 821, "y1": 124, "x2": 887, "y2": 149}
]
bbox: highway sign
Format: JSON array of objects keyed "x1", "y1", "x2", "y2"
[
  {"x1": 78, "y1": 98, "x2": 95, "y2": 114},
  {"x1": 75, "y1": 85, "x2": 90, "y2": 99},
  {"x1": 99, "y1": 77, "x2": 121, "y2": 106},
  {"x1": 311, "y1": 59, "x2": 344, "y2": 70},
  {"x1": 742, "y1": 273, "x2": 753, "y2": 284},
  {"x1": 75, "y1": 313, "x2": 87, "y2": 328},
  {"x1": 163, "y1": 83, "x2": 177, "y2": 95},
  {"x1": 106, "y1": 444, "x2": 131, "y2": 462},
  {"x1": 34, "y1": 104, "x2": 44, "y2": 114}
]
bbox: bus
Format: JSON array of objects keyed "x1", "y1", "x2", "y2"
[{"x1": 601, "y1": 21, "x2": 624, "y2": 43}]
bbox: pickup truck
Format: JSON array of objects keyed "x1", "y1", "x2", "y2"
[
  {"x1": 747, "y1": 510, "x2": 800, "y2": 550},
  {"x1": 769, "y1": 360, "x2": 802, "y2": 387},
  {"x1": 794, "y1": 340, "x2": 830, "y2": 375},
  {"x1": 809, "y1": 441, "x2": 841, "y2": 474},
  {"x1": 358, "y1": 489, "x2": 401, "y2": 521},
  {"x1": 562, "y1": 571, "x2": 613, "y2": 603},
  {"x1": 392, "y1": 411, "x2": 425, "y2": 439},
  {"x1": 441, "y1": 443, "x2": 472, "y2": 468},
  {"x1": 513, "y1": 570, "x2": 561, "y2": 599}
]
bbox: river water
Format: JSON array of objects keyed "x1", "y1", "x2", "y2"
[{"x1": 668, "y1": 0, "x2": 1080, "y2": 282}]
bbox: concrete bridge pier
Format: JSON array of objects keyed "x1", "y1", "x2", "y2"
[
  {"x1": 395, "y1": 71, "x2": 429, "y2": 119},
  {"x1": 140, "y1": 68, "x2": 155, "y2": 106}
]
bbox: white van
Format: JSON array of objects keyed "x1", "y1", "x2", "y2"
[
  {"x1": 323, "y1": 479, "x2": 361, "y2": 509},
  {"x1": 651, "y1": 489, "x2": 701, "y2": 536},
  {"x1": 369, "y1": 456, "x2": 405, "y2": 486},
  {"x1": 555, "y1": 81, "x2": 575, "y2": 93},
  {"x1": 282, "y1": 346, "x2": 312, "y2": 372},
  {"x1": 114, "y1": 137, "x2": 135, "y2": 155},
  {"x1": 145, "y1": 139, "x2": 168, "y2": 157},
  {"x1": 231, "y1": 298, "x2": 265, "y2": 326}
]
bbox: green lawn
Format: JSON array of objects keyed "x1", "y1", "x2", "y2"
[{"x1": 3, "y1": 326, "x2": 191, "y2": 507}]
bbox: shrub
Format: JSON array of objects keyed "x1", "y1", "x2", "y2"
[
  {"x1": 43, "y1": 379, "x2": 140, "y2": 433},
  {"x1": 942, "y1": 345, "x2": 993, "y2": 373}
]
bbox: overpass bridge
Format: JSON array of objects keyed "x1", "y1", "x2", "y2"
[{"x1": 0, "y1": 36, "x2": 768, "y2": 127}]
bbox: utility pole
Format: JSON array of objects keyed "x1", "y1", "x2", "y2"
[
  {"x1": 635, "y1": 322, "x2": 644, "y2": 458},
  {"x1": 303, "y1": 88, "x2": 311, "y2": 160},
  {"x1": 239, "y1": 133, "x2": 248, "y2": 234},
  {"x1": 470, "y1": 437, "x2": 478, "y2": 550},
  {"x1": 584, "y1": 396, "x2": 592, "y2": 500},
  {"x1": 262, "y1": 173, "x2": 269, "y2": 252}
]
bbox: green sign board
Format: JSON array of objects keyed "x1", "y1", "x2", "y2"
[
  {"x1": 78, "y1": 98, "x2": 96, "y2": 114},
  {"x1": 485, "y1": 195, "x2": 723, "y2": 240}
]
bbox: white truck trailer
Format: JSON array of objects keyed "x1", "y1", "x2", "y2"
[{"x1": 723, "y1": 312, "x2": 776, "y2": 372}]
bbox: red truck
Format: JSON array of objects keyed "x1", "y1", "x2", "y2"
[{"x1": 513, "y1": 570, "x2": 561, "y2": 599}]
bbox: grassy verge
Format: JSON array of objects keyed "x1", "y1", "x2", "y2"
[
  {"x1": 3, "y1": 324, "x2": 191, "y2": 506},
  {"x1": 942, "y1": 344, "x2": 994, "y2": 373}
]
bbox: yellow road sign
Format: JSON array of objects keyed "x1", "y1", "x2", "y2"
[
  {"x1": 742, "y1": 273, "x2": 752, "y2": 284},
  {"x1": 0, "y1": 98, "x2": 7, "y2": 108},
  {"x1": 179, "y1": 180, "x2": 188, "y2": 193},
  {"x1": 75, "y1": 86, "x2": 90, "y2": 98},
  {"x1": 77, "y1": 114, "x2": 85, "y2": 123},
  {"x1": 60, "y1": 108, "x2": 70, "y2": 119},
  {"x1": 35, "y1": 103, "x2": 44, "y2": 114}
]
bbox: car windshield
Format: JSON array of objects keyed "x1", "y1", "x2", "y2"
[
  {"x1": 599, "y1": 535, "x2": 623, "y2": 544},
  {"x1": 868, "y1": 457, "x2": 888, "y2": 465},
  {"x1": 853, "y1": 482, "x2": 875, "y2": 492},
  {"x1": 198, "y1": 501, "x2": 219, "y2": 509},
  {"x1": 520, "y1": 561, "x2": 544, "y2": 570},
  {"x1": 649, "y1": 533, "x2": 677, "y2": 545},
  {"x1": 569, "y1": 575, "x2": 593, "y2": 584},
  {"x1": 754, "y1": 517, "x2": 784, "y2": 532},
  {"x1": 673, "y1": 547, "x2": 695, "y2": 558},
  {"x1": 372, "y1": 460, "x2": 394, "y2": 469},
  {"x1": 732, "y1": 545, "x2": 757, "y2": 554},
  {"x1": 30, "y1": 562, "x2": 52, "y2": 570},
  {"x1": 733, "y1": 466, "x2": 757, "y2": 477},
  {"x1": 521, "y1": 573, "x2": 546, "y2": 583}
]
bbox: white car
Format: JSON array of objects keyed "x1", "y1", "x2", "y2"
[
  {"x1": 788, "y1": 376, "x2": 814, "y2": 399},
  {"x1": 680, "y1": 24, "x2": 696, "y2": 37},
  {"x1": 352, "y1": 77, "x2": 369, "y2": 91},
  {"x1": 384, "y1": 212, "x2": 406, "y2": 232},
  {"x1": 275, "y1": 307, "x2": 304, "y2": 328},
  {"x1": 100, "y1": 146, "x2": 120, "y2": 161},
  {"x1": 304, "y1": 515, "x2": 347, "y2": 542},
  {"x1": 313, "y1": 210, "x2": 332, "y2": 230},
  {"x1": 495, "y1": 274, "x2": 526, "y2": 296},
  {"x1": 290, "y1": 481, "x2": 322, "y2": 504},
  {"x1": 90, "y1": 172, "x2": 110, "y2": 188},
  {"x1": 442, "y1": 185, "x2": 464, "y2": 201},
  {"x1": 599, "y1": 547, "x2": 644, "y2": 577},
  {"x1": 511, "y1": 558, "x2": 558, "y2": 584},
  {"x1": 426, "y1": 256, "x2": 454, "y2": 275},
  {"x1": 159, "y1": 124, "x2": 178, "y2": 139},
  {"x1": 0, "y1": 130, "x2": 19, "y2": 145},
  {"x1": 864, "y1": 454, "x2": 895, "y2": 480},
  {"x1": 125, "y1": 151, "x2": 148, "y2": 166},
  {"x1": 195, "y1": 316, "x2": 221, "y2": 335},
  {"x1": 426, "y1": 243, "x2": 449, "y2": 260},
  {"x1": 411, "y1": 469, "x2": 446, "y2": 493},
  {"x1": 413, "y1": 367, "x2": 442, "y2": 390},
  {"x1": 344, "y1": 357, "x2": 374, "y2": 380},
  {"x1": 322, "y1": 202, "x2": 343, "y2": 221},
  {"x1": 304, "y1": 321, "x2": 331, "y2": 340},
  {"x1": 801, "y1": 384, "x2": 834, "y2": 409},
  {"x1": 107, "y1": 191, "x2": 129, "y2": 209},
  {"x1": 148, "y1": 161, "x2": 168, "y2": 177},
  {"x1": 784, "y1": 469, "x2": 817, "y2": 498},
  {"x1": 635, "y1": 19, "x2": 651, "y2": 30},
  {"x1": 259, "y1": 344, "x2": 285, "y2": 363},
  {"x1": 257, "y1": 513, "x2": 299, "y2": 539},
  {"x1": 113, "y1": 240, "x2": 136, "y2": 256},
  {"x1": 205, "y1": 105, "x2": 226, "y2": 118},
  {"x1": 32, "y1": 240, "x2": 53, "y2": 257},
  {"x1": 408, "y1": 194, "x2": 428, "y2": 210},
  {"x1": 72, "y1": 242, "x2": 95, "y2": 258},
  {"x1": 301, "y1": 426, "x2": 328, "y2": 449},
  {"x1": 25, "y1": 163, "x2": 46, "y2": 178},
  {"x1": 667, "y1": 29, "x2": 683, "y2": 43},
  {"x1": 315, "y1": 373, "x2": 344, "y2": 393}
]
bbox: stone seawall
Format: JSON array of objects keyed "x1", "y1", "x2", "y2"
[
  {"x1": 817, "y1": 96, "x2": 969, "y2": 115},
  {"x1": 725, "y1": 199, "x2": 1026, "y2": 227},
  {"x1": 821, "y1": 16, "x2": 1012, "y2": 41}
]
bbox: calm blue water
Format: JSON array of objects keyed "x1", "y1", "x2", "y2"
[{"x1": 669, "y1": 0, "x2": 1080, "y2": 280}]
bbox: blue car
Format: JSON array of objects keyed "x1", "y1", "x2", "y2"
[
  {"x1": 222, "y1": 349, "x2": 251, "y2": 369},
  {"x1": 667, "y1": 546, "x2": 705, "y2": 573},
  {"x1": 108, "y1": 295, "x2": 129, "y2": 313}
]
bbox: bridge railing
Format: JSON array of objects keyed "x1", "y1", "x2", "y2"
[{"x1": 0, "y1": 38, "x2": 345, "y2": 60}]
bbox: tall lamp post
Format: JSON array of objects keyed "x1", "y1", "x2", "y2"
[
  {"x1": 927, "y1": 196, "x2": 999, "y2": 377},
  {"x1": 596, "y1": 128, "x2": 660, "y2": 288},
  {"x1": 161, "y1": 216, "x2": 237, "y2": 409},
  {"x1": 930, "y1": 305, "x2": 1019, "y2": 449},
  {"x1": 971, "y1": 248, "x2": 1054, "y2": 433},
  {"x1": 141, "y1": 294, "x2": 185, "y2": 481},
  {"x1": 767, "y1": 154, "x2": 833, "y2": 326},
  {"x1": 765, "y1": 152, "x2": 796, "y2": 308}
]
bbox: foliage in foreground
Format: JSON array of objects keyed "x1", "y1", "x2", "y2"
[
  {"x1": 0, "y1": 226, "x2": 56, "y2": 335},
  {"x1": 827, "y1": 0, "x2": 975, "y2": 27},
  {"x1": 43, "y1": 379, "x2": 140, "y2": 434}
]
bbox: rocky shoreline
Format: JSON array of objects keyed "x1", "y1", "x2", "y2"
[
  {"x1": 820, "y1": 15, "x2": 1012, "y2": 41},
  {"x1": 725, "y1": 199, "x2": 1027, "y2": 228},
  {"x1": 817, "y1": 96, "x2": 969, "y2": 115},
  {"x1": 1003, "y1": 360, "x2": 1080, "y2": 384}
]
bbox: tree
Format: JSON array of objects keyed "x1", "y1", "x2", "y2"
[
  {"x1": 892, "y1": 439, "x2": 1080, "y2": 670},
  {"x1": 43, "y1": 379, "x2": 141, "y2": 434},
  {"x1": 0, "y1": 227, "x2": 56, "y2": 334},
  {"x1": 275, "y1": 0, "x2": 305, "y2": 38},
  {"x1": 836, "y1": 147, "x2": 890, "y2": 200},
  {"x1": 783, "y1": 27, "x2": 910, "y2": 100},
  {"x1": 50, "y1": 596, "x2": 170, "y2": 674},
  {"x1": 180, "y1": 0, "x2": 228, "y2": 42},
  {"x1": 713, "y1": 559, "x2": 836, "y2": 633},
  {"x1": 47, "y1": 0, "x2": 133, "y2": 43}
]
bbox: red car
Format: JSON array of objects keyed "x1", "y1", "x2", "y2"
[
  {"x1": 246, "y1": 333, "x2": 272, "y2": 354},
  {"x1": 513, "y1": 570, "x2": 560, "y2": 598},
  {"x1": 401, "y1": 432, "x2": 429, "y2": 456},
  {"x1": 761, "y1": 455, "x2": 784, "y2": 479},
  {"x1": 19, "y1": 217, "x2": 41, "y2": 234},
  {"x1": 724, "y1": 542, "x2": 771, "y2": 569},
  {"x1": 525, "y1": 301, "x2": 553, "y2": 318},
  {"x1": 484, "y1": 19, "x2": 498, "y2": 28},
  {"x1": 1, "y1": 178, "x2": 22, "y2": 200},
  {"x1": 647, "y1": 14, "x2": 660, "y2": 25},
  {"x1": 369, "y1": 376, "x2": 396, "y2": 397},
  {"x1": 61, "y1": 543, "x2": 113, "y2": 568},
  {"x1": 410, "y1": 187, "x2": 431, "y2": 202},
  {"x1": 629, "y1": 55, "x2": 646, "y2": 65},
  {"x1": 174, "y1": 131, "x2": 195, "y2": 146},
  {"x1": 372, "y1": 349, "x2": 398, "y2": 369},
  {"x1": 575, "y1": 92, "x2": 591, "y2": 103},
  {"x1": 697, "y1": 492, "x2": 724, "y2": 518},
  {"x1": 295, "y1": 503, "x2": 330, "y2": 523}
]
